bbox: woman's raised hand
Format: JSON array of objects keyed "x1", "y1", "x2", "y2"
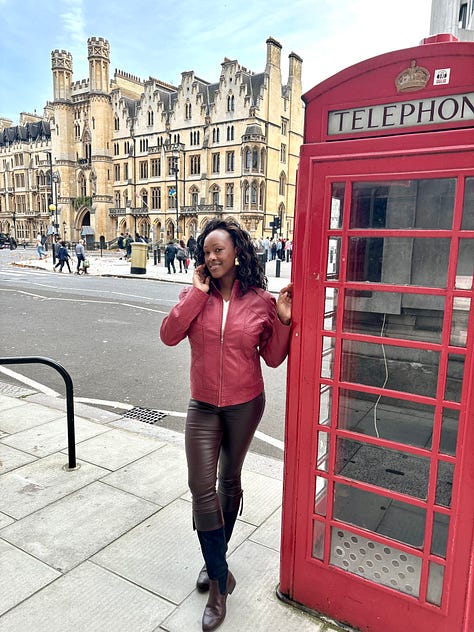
[
  {"x1": 277, "y1": 282, "x2": 293, "y2": 325},
  {"x1": 193, "y1": 264, "x2": 211, "y2": 293}
]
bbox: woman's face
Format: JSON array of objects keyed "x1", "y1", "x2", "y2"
[{"x1": 203, "y1": 229, "x2": 237, "y2": 284}]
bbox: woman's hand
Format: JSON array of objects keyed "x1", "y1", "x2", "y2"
[
  {"x1": 277, "y1": 282, "x2": 293, "y2": 325},
  {"x1": 193, "y1": 264, "x2": 211, "y2": 293}
]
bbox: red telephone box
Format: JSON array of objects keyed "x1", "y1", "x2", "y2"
[{"x1": 279, "y1": 35, "x2": 474, "y2": 632}]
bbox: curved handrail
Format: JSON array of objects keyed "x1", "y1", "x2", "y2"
[{"x1": 0, "y1": 356, "x2": 77, "y2": 469}]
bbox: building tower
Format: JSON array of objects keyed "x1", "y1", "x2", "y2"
[{"x1": 430, "y1": 0, "x2": 474, "y2": 40}]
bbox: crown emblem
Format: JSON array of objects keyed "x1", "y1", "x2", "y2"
[{"x1": 395, "y1": 60, "x2": 430, "y2": 92}]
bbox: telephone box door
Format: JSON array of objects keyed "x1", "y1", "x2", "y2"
[{"x1": 280, "y1": 131, "x2": 474, "y2": 632}]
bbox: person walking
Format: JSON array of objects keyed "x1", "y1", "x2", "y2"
[
  {"x1": 35, "y1": 234, "x2": 47, "y2": 259},
  {"x1": 75, "y1": 239, "x2": 88, "y2": 274},
  {"x1": 176, "y1": 239, "x2": 188, "y2": 273},
  {"x1": 160, "y1": 218, "x2": 292, "y2": 632},
  {"x1": 165, "y1": 240, "x2": 177, "y2": 274},
  {"x1": 187, "y1": 234, "x2": 197, "y2": 262},
  {"x1": 125, "y1": 233, "x2": 133, "y2": 260},
  {"x1": 57, "y1": 241, "x2": 72, "y2": 273},
  {"x1": 117, "y1": 232, "x2": 125, "y2": 259}
]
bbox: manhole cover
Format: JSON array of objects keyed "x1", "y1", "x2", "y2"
[{"x1": 122, "y1": 407, "x2": 168, "y2": 425}]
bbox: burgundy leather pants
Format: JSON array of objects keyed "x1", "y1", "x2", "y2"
[{"x1": 185, "y1": 392, "x2": 265, "y2": 532}]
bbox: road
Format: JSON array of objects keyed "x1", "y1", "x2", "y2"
[{"x1": 0, "y1": 248, "x2": 289, "y2": 460}]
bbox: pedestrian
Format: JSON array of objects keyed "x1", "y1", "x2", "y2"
[
  {"x1": 160, "y1": 218, "x2": 292, "y2": 632},
  {"x1": 176, "y1": 239, "x2": 188, "y2": 273},
  {"x1": 53, "y1": 236, "x2": 61, "y2": 270},
  {"x1": 165, "y1": 240, "x2": 177, "y2": 274},
  {"x1": 57, "y1": 241, "x2": 72, "y2": 273},
  {"x1": 36, "y1": 234, "x2": 47, "y2": 259},
  {"x1": 75, "y1": 239, "x2": 88, "y2": 274},
  {"x1": 117, "y1": 232, "x2": 125, "y2": 259},
  {"x1": 9, "y1": 235, "x2": 17, "y2": 250},
  {"x1": 187, "y1": 235, "x2": 197, "y2": 262},
  {"x1": 125, "y1": 233, "x2": 133, "y2": 260},
  {"x1": 41, "y1": 232, "x2": 48, "y2": 252},
  {"x1": 270, "y1": 239, "x2": 277, "y2": 260}
]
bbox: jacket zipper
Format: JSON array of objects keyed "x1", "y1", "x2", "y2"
[{"x1": 217, "y1": 291, "x2": 232, "y2": 407}]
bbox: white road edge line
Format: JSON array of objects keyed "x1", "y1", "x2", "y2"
[{"x1": 0, "y1": 366, "x2": 61, "y2": 398}]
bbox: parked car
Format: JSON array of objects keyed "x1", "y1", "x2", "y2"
[{"x1": 0, "y1": 233, "x2": 11, "y2": 249}]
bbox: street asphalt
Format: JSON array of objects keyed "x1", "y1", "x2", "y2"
[{"x1": 0, "y1": 249, "x2": 356, "y2": 631}]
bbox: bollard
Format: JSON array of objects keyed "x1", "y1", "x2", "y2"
[
  {"x1": 276, "y1": 259, "x2": 281, "y2": 277},
  {"x1": 154, "y1": 249, "x2": 158, "y2": 265}
]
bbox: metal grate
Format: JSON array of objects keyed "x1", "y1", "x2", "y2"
[
  {"x1": 122, "y1": 407, "x2": 168, "y2": 425},
  {"x1": 330, "y1": 527, "x2": 422, "y2": 598}
]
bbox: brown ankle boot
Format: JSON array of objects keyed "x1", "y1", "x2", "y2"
[
  {"x1": 196, "y1": 564, "x2": 210, "y2": 592},
  {"x1": 202, "y1": 571, "x2": 236, "y2": 631}
]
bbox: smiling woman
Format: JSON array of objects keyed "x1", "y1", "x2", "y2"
[{"x1": 160, "y1": 217, "x2": 293, "y2": 631}]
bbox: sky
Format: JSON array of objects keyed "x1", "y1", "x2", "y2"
[{"x1": 0, "y1": 0, "x2": 433, "y2": 124}]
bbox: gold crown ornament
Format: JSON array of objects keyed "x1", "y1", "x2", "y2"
[{"x1": 395, "y1": 60, "x2": 430, "y2": 93}]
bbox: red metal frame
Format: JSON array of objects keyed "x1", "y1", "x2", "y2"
[{"x1": 280, "y1": 129, "x2": 474, "y2": 631}]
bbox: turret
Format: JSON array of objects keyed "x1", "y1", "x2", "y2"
[
  {"x1": 51, "y1": 50, "x2": 73, "y2": 101},
  {"x1": 88, "y1": 37, "x2": 110, "y2": 93}
]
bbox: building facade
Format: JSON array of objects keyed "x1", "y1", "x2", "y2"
[
  {"x1": 430, "y1": 0, "x2": 474, "y2": 40},
  {"x1": 0, "y1": 36, "x2": 303, "y2": 246}
]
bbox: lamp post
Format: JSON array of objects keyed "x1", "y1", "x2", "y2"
[
  {"x1": 47, "y1": 152, "x2": 59, "y2": 262},
  {"x1": 63, "y1": 221, "x2": 67, "y2": 241},
  {"x1": 172, "y1": 148, "x2": 180, "y2": 240}
]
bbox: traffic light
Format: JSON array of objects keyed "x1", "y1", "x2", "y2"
[{"x1": 274, "y1": 217, "x2": 281, "y2": 230}]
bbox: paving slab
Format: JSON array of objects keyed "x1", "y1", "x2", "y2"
[
  {"x1": 0, "y1": 400, "x2": 64, "y2": 433},
  {"x1": 0, "y1": 416, "x2": 111, "y2": 457},
  {"x1": 0, "y1": 539, "x2": 60, "y2": 616},
  {"x1": 92, "y1": 497, "x2": 201, "y2": 604},
  {"x1": 0, "y1": 443, "x2": 37, "y2": 474},
  {"x1": 1, "y1": 481, "x2": 160, "y2": 572},
  {"x1": 0, "y1": 396, "x2": 27, "y2": 413},
  {"x1": 239, "y1": 468, "x2": 283, "y2": 526},
  {"x1": 103, "y1": 442, "x2": 187, "y2": 505},
  {"x1": 162, "y1": 539, "x2": 324, "y2": 632},
  {"x1": 249, "y1": 506, "x2": 282, "y2": 552},
  {"x1": 0, "y1": 561, "x2": 174, "y2": 632},
  {"x1": 67, "y1": 426, "x2": 164, "y2": 471},
  {"x1": 0, "y1": 514, "x2": 14, "y2": 529},
  {"x1": 25, "y1": 393, "x2": 124, "y2": 424},
  {"x1": 0, "y1": 453, "x2": 108, "y2": 519}
]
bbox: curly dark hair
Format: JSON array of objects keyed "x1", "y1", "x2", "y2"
[{"x1": 195, "y1": 218, "x2": 267, "y2": 293}]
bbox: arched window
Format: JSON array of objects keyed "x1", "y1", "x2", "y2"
[
  {"x1": 259, "y1": 182, "x2": 265, "y2": 207},
  {"x1": 190, "y1": 186, "x2": 199, "y2": 207},
  {"x1": 244, "y1": 182, "x2": 250, "y2": 206},
  {"x1": 245, "y1": 148, "x2": 251, "y2": 170},
  {"x1": 78, "y1": 172, "x2": 87, "y2": 197},
  {"x1": 210, "y1": 185, "x2": 220, "y2": 207},
  {"x1": 279, "y1": 172, "x2": 287, "y2": 196},
  {"x1": 147, "y1": 110, "x2": 154, "y2": 126},
  {"x1": 251, "y1": 182, "x2": 258, "y2": 205},
  {"x1": 114, "y1": 116, "x2": 119, "y2": 131}
]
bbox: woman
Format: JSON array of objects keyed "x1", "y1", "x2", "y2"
[
  {"x1": 160, "y1": 218, "x2": 292, "y2": 631},
  {"x1": 176, "y1": 239, "x2": 188, "y2": 273},
  {"x1": 35, "y1": 234, "x2": 47, "y2": 260},
  {"x1": 57, "y1": 241, "x2": 72, "y2": 273},
  {"x1": 75, "y1": 239, "x2": 87, "y2": 274}
]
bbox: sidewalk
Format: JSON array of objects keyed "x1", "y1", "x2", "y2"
[
  {"x1": 13, "y1": 249, "x2": 292, "y2": 294},
  {"x1": 0, "y1": 388, "x2": 352, "y2": 632}
]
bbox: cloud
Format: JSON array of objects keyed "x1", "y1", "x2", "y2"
[{"x1": 60, "y1": 0, "x2": 86, "y2": 47}]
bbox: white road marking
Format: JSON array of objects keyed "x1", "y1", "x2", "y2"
[{"x1": 0, "y1": 366, "x2": 61, "y2": 397}]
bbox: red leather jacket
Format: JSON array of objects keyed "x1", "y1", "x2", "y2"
[{"x1": 160, "y1": 281, "x2": 291, "y2": 407}]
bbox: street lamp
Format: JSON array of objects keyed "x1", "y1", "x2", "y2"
[
  {"x1": 172, "y1": 147, "x2": 180, "y2": 240},
  {"x1": 47, "y1": 152, "x2": 59, "y2": 262}
]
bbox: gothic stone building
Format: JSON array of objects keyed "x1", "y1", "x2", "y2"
[{"x1": 0, "y1": 36, "x2": 303, "y2": 245}]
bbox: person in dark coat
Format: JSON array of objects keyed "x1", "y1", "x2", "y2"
[
  {"x1": 165, "y1": 240, "x2": 177, "y2": 274},
  {"x1": 57, "y1": 241, "x2": 72, "y2": 273}
]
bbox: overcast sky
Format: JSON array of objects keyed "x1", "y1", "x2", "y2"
[{"x1": 1, "y1": 0, "x2": 432, "y2": 123}]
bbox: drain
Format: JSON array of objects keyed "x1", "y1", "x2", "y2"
[{"x1": 122, "y1": 407, "x2": 168, "y2": 425}]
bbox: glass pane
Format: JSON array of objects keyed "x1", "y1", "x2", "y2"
[
  {"x1": 445, "y1": 354, "x2": 465, "y2": 403},
  {"x1": 327, "y1": 237, "x2": 341, "y2": 279},
  {"x1": 427, "y1": 561, "x2": 444, "y2": 606},
  {"x1": 333, "y1": 485, "x2": 426, "y2": 549},
  {"x1": 314, "y1": 476, "x2": 328, "y2": 516},
  {"x1": 338, "y1": 389, "x2": 434, "y2": 449},
  {"x1": 440, "y1": 409, "x2": 459, "y2": 456},
  {"x1": 450, "y1": 297, "x2": 470, "y2": 347},
  {"x1": 343, "y1": 290, "x2": 445, "y2": 344},
  {"x1": 431, "y1": 512, "x2": 449, "y2": 558},
  {"x1": 335, "y1": 438, "x2": 430, "y2": 500},
  {"x1": 316, "y1": 431, "x2": 329, "y2": 471},
  {"x1": 461, "y1": 177, "x2": 474, "y2": 229},
  {"x1": 323, "y1": 287, "x2": 338, "y2": 331},
  {"x1": 436, "y1": 461, "x2": 454, "y2": 508},
  {"x1": 350, "y1": 179, "x2": 455, "y2": 229},
  {"x1": 321, "y1": 336, "x2": 336, "y2": 378},
  {"x1": 347, "y1": 237, "x2": 450, "y2": 288},
  {"x1": 456, "y1": 239, "x2": 474, "y2": 290},
  {"x1": 312, "y1": 520, "x2": 325, "y2": 560},
  {"x1": 319, "y1": 386, "x2": 332, "y2": 425},
  {"x1": 330, "y1": 527, "x2": 421, "y2": 597},
  {"x1": 341, "y1": 339, "x2": 440, "y2": 398},
  {"x1": 330, "y1": 182, "x2": 345, "y2": 229}
]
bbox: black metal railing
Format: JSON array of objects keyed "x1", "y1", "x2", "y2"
[{"x1": 0, "y1": 356, "x2": 77, "y2": 470}]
